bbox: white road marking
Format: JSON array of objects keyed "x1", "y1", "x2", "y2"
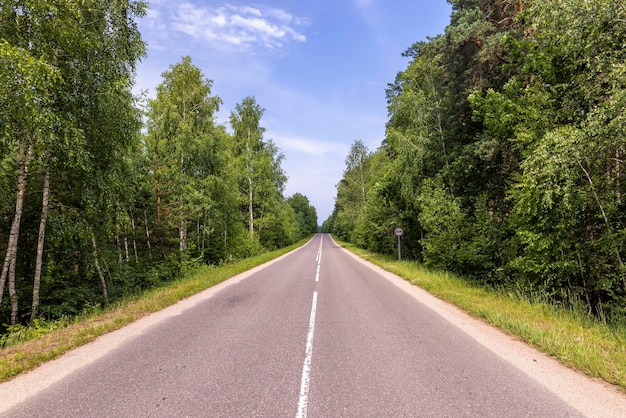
[
  {"x1": 317, "y1": 235, "x2": 323, "y2": 264},
  {"x1": 315, "y1": 235, "x2": 323, "y2": 282},
  {"x1": 296, "y1": 291, "x2": 318, "y2": 418},
  {"x1": 297, "y1": 236, "x2": 325, "y2": 417}
]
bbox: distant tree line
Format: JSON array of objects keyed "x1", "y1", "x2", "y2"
[
  {"x1": 325, "y1": 0, "x2": 626, "y2": 320},
  {"x1": 0, "y1": 1, "x2": 317, "y2": 329}
]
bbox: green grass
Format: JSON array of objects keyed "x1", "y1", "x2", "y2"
[
  {"x1": 0, "y1": 238, "x2": 309, "y2": 382},
  {"x1": 336, "y1": 238, "x2": 626, "y2": 392}
]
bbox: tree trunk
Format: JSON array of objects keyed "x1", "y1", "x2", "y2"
[
  {"x1": 144, "y1": 209, "x2": 152, "y2": 259},
  {"x1": 197, "y1": 217, "x2": 201, "y2": 249},
  {"x1": 131, "y1": 215, "x2": 138, "y2": 264},
  {"x1": 248, "y1": 177, "x2": 254, "y2": 235},
  {"x1": 0, "y1": 142, "x2": 34, "y2": 324},
  {"x1": 202, "y1": 215, "x2": 209, "y2": 252},
  {"x1": 102, "y1": 257, "x2": 113, "y2": 286},
  {"x1": 247, "y1": 128, "x2": 254, "y2": 235},
  {"x1": 91, "y1": 233, "x2": 108, "y2": 307},
  {"x1": 223, "y1": 213, "x2": 228, "y2": 247},
  {"x1": 156, "y1": 167, "x2": 163, "y2": 256},
  {"x1": 614, "y1": 150, "x2": 621, "y2": 204},
  {"x1": 31, "y1": 152, "x2": 51, "y2": 321},
  {"x1": 179, "y1": 219, "x2": 187, "y2": 252},
  {"x1": 115, "y1": 223, "x2": 123, "y2": 268},
  {"x1": 579, "y1": 161, "x2": 625, "y2": 271},
  {"x1": 124, "y1": 235, "x2": 129, "y2": 263}
]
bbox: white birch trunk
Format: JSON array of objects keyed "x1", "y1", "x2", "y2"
[
  {"x1": 124, "y1": 235, "x2": 129, "y2": 263},
  {"x1": 144, "y1": 209, "x2": 152, "y2": 257},
  {"x1": 91, "y1": 233, "x2": 108, "y2": 307},
  {"x1": 31, "y1": 152, "x2": 51, "y2": 321},
  {"x1": 247, "y1": 128, "x2": 254, "y2": 235},
  {"x1": 0, "y1": 142, "x2": 33, "y2": 324},
  {"x1": 179, "y1": 219, "x2": 187, "y2": 252},
  {"x1": 131, "y1": 216, "x2": 138, "y2": 264}
]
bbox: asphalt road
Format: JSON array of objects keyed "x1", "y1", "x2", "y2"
[{"x1": 1, "y1": 234, "x2": 625, "y2": 417}]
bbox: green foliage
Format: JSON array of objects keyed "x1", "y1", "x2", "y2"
[
  {"x1": 287, "y1": 193, "x2": 318, "y2": 237},
  {"x1": 144, "y1": 56, "x2": 223, "y2": 259},
  {"x1": 0, "y1": 318, "x2": 64, "y2": 348},
  {"x1": 329, "y1": 0, "x2": 626, "y2": 320},
  {"x1": 416, "y1": 178, "x2": 515, "y2": 281},
  {"x1": 330, "y1": 140, "x2": 372, "y2": 242},
  {"x1": 352, "y1": 152, "x2": 400, "y2": 255},
  {"x1": 0, "y1": 40, "x2": 60, "y2": 146}
]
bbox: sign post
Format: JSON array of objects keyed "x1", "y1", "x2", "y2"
[{"x1": 394, "y1": 227, "x2": 403, "y2": 261}]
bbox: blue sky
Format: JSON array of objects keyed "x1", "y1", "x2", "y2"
[{"x1": 134, "y1": 0, "x2": 452, "y2": 223}]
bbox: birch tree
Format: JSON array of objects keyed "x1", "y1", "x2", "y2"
[
  {"x1": 0, "y1": 41, "x2": 59, "y2": 323},
  {"x1": 144, "y1": 56, "x2": 222, "y2": 259},
  {"x1": 228, "y1": 97, "x2": 292, "y2": 249},
  {"x1": 230, "y1": 97, "x2": 267, "y2": 237}
]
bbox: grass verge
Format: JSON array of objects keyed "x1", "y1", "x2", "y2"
[
  {"x1": 0, "y1": 238, "x2": 309, "y2": 383},
  {"x1": 335, "y1": 238, "x2": 626, "y2": 393}
]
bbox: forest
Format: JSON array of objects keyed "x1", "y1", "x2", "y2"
[
  {"x1": 0, "y1": 1, "x2": 318, "y2": 331},
  {"x1": 325, "y1": 0, "x2": 626, "y2": 321}
]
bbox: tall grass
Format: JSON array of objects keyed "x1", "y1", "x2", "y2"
[{"x1": 338, "y1": 240, "x2": 626, "y2": 392}]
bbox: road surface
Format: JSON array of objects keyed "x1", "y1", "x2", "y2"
[{"x1": 1, "y1": 234, "x2": 625, "y2": 417}]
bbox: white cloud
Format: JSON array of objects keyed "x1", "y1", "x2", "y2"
[
  {"x1": 145, "y1": 1, "x2": 309, "y2": 51},
  {"x1": 142, "y1": 8, "x2": 168, "y2": 35},
  {"x1": 231, "y1": 14, "x2": 285, "y2": 39},
  {"x1": 238, "y1": 6, "x2": 263, "y2": 17},
  {"x1": 267, "y1": 8, "x2": 293, "y2": 23}
]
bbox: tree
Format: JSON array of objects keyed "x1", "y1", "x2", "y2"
[
  {"x1": 332, "y1": 140, "x2": 372, "y2": 242},
  {"x1": 229, "y1": 97, "x2": 290, "y2": 249},
  {"x1": 0, "y1": 0, "x2": 146, "y2": 323},
  {"x1": 381, "y1": 40, "x2": 451, "y2": 259},
  {"x1": 352, "y1": 151, "x2": 401, "y2": 254},
  {"x1": 498, "y1": 0, "x2": 626, "y2": 313},
  {"x1": 144, "y1": 56, "x2": 222, "y2": 260},
  {"x1": 230, "y1": 97, "x2": 266, "y2": 236},
  {"x1": 0, "y1": 41, "x2": 59, "y2": 323},
  {"x1": 287, "y1": 193, "x2": 318, "y2": 237}
]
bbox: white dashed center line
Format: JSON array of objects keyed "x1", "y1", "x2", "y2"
[{"x1": 296, "y1": 235, "x2": 324, "y2": 417}]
